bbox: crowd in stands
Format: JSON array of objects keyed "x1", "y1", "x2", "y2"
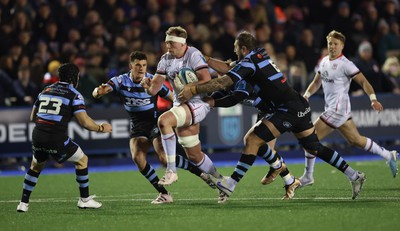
[{"x1": 1, "y1": 0, "x2": 400, "y2": 107}]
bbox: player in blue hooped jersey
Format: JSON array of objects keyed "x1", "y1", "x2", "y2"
[
  {"x1": 93, "y1": 51, "x2": 215, "y2": 204},
  {"x1": 17, "y1": 63, "x2": 113, "y2": 212},
  {"x1": 205, "y1": 72, "x2": 298, "y2": 202}
]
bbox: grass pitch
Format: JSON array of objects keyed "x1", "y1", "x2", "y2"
[{"x1": 1, "y1": 161, "x2": 399, "y2": 231}]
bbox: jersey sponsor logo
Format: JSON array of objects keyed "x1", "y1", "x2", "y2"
[
  {"x1": 321, "y1": 71, "x2": 334, "y2": 83},
  {"x1": 298, "y1": 107, "x2": 311, "y2": 118},
  {"x1": 125, "y1": 97, "x2": 151, "y2": 106}
]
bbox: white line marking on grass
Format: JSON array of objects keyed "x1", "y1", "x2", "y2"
[{"x1": 2, "y1": 196, "x2": 400, "y2": 203}]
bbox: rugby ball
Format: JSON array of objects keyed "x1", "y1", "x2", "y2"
[{"x1": 178, "y1": 67, "x2": 198, "y2": 84}]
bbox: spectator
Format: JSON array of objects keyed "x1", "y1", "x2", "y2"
[
  {"x1": 61, "y1": 1, "x2": 84, "y2": 38},
  {"x1": 296, "y1": 28, "x2": 320, "y2": 75},
  {"x1": 351, "y1": 41, "x2": 386, "y2": 94},
  {"x1": 329, "y1": 1, "x2": 353, "y2": 52},
  {"x1": 0, "y1": 69, "x2": 14, "y2": 106},
  {"x1": 12, "y1": 64, "x2": 39, "y2": 106},
  {"x1": 377, "y1": 19, "x2": 400, "y2": 64},
  {"x1": 42, "y1": 60, "x2": 60, "y2": 89},
  {"x1": 32, "y1": 2, "x2": 53, "y2": 37},
  {"x1": 382, "y1": 56, "x2": 400, "y2": 94}
]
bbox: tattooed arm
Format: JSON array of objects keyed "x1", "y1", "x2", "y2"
[{"x1": 178, "y1": 75, "x2": 234, "y2": 102}]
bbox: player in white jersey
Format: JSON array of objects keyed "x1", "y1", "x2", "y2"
[
  {"x1": 141, "y1": 26, "x2": 222, "y2": 186},
  {"x1": 300, "y1": 30, "x2": 398, "y2": 187}
]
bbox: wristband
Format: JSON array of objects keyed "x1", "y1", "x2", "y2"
[
  {"x1": 304, "y1": 91, "x2": 311, "y2": 98},
  {"x1": 190, "y1": 86, "x2": 197, "y2": 95},
  {"x1": 369, "y1": 93, "x2": 377, "y2": 101},
  {"x1": 97, "y1": 124, "x2": 104, "y2": 132}
]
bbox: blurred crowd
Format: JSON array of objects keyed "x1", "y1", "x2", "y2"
[{"x1": 1, "y1": 0, "x2": 400, "y2": 107}]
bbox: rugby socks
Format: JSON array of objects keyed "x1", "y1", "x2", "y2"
[
  {"x1": 231, "y1": 154, "x2": 256, "y2": 183},
  {"x1": 20, "y1": 169, "x2": 40, "y2": 203},
  {"x1": 282, "y1": 173, "x2": 295, "y2": 185},
  {"x1": 257, "y1": 144, "x2": 289, "y2": 178},
  {"x1": 317, "y1": 146, "x2": 357, "y2": 180},
  {"x1": 161, "y1": 133, "x2": 177, "y2": 172},
  {"x1": 176, "y1": 155, "x2": 202, "y2": 176},
  {"x1": 303, "y1": 151, "x2": 316, "y2": 178},
  {"x1": 364, "y1": 138, "x2": 391, "y2": 160},
  {"x1": 257, "y1": 145, "x2": 282, "y2": 169},
  {"x1": 196, "y1": 153, "x2": 222, "y2": 178},
  {"x1": 140, "y1": 163, "x2": 168, "y2": 194},
  {"x1": 76, "y1": 168, "x2": 89, "y2": 198}
]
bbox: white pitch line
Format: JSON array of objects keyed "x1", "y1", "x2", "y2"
[{"x1": 1, "y1": 196, "x2": 400, "y2": 203}]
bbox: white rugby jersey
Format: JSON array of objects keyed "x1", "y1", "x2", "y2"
[
  {"x1": 156, "y1": 46, "x2": 208, "y2": 106},
  {"x1": 317, "y1": 54, "x2": 360, "y2": 115}
]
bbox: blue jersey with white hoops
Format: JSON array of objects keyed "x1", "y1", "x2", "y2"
[{"x1": 107, "y1": 72, "x2": 170, "y2": 119}]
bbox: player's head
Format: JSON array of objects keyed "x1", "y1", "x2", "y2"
[
  {"x1": 326, "y1": 30, "x2": 345, "y2": 59},
  {"x1": 326, "y1": 30, "x2": 346, "y2": 44},
  {"x1": 165, "y1": 26, "x2": 187, "y2": 57},
  {"x1": 234, "y1": 31, "x2": 257, "y2": 60},
  {"x1": 129, "y1": 51, "x2": 147, "y2": 83},
  {"x1": 58, "y1": 63, "x2": 80, "y2": 87}
]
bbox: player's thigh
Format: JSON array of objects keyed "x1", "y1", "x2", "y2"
[{"x1": 313, "y1": 118, "x2": 335, "y2": 140}]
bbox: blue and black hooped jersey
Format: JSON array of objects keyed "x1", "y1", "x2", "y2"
[
  {"x1": 33, "y1": 82, "x2": 86, "y2": 136},
  {"x1": 227, "y1": 47, "x2": 299, "y2": 104},
  {"x1": 107, "y1": 72, "x2": 171, "y2": 119}
]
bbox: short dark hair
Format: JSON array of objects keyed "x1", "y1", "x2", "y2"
[
  {"x1": 58, "y1": 63, "x2": 79, "y2": 86},
  {"x1": 130, "y1": 51, "x2": 147, "y2": 62},
  {"x1": 236, "y1": 31, "x2": 257, "y2": 51}
]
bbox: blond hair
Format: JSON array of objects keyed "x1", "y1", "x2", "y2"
[
  {"x1": 166, "y1": 26, "x2": 187, "y2": 39},
  {"x1": 326, "y1": 30, "x2": 346, "y2": 44}
]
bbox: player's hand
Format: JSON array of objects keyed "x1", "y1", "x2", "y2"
[
  {"x1": 371, "y1": 100, "x2": 383, "y2": 112},
  {"x1": 92, "y1": 84, "x2": 110, "y2": 98},
  {"x1": 178, "y1": 85, "x2": 193, "y2": 102},
  {"x1": 100, "y1": 123, "x2": 112, "y2": 133},
  {"x1": 140, "y1": 77, "x2": 151, "y2": 89}
]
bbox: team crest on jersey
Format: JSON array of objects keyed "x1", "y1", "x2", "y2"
[
  {"x1": 332, "y1": 63, "x2": 338, "y2": 70},
  {"x1": 283, "y1": 121, "x2": 292, "y2": 128}
]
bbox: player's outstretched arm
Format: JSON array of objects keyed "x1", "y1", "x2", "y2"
[
  {"x1": 178, "y1": 75, "x2": 234, "y2": 102},
  {"x1": 92, "y1": 84, "x2": 112, "y2": 99},
  {"x1": 75, "y1": 111, "x2": 112, "y2": 133}
]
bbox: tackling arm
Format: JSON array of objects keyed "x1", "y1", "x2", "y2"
[
  {"x1": 178, "y1": 75, "x2": 234, "y2": 102},
  {"x1": 205, "y1": 56, "x2": 232, "y2": 75}
]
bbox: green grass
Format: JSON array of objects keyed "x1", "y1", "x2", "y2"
[{"x1": 1, "y1": 161, "x2": 399, "y2": 231}]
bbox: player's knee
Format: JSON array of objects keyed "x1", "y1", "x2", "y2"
[
  {"x1": 253, "y1": 122, "x2": 275, "y2": 143},
  {"x1": 169, "y1": 106, "x2": 188, "y2": 128},
  {"x1": 298, "y1": 133, "x2": 324, "y2": 155},
  {"x1": 178, "y1": 135, "x2": 200, "y2": 148}
]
